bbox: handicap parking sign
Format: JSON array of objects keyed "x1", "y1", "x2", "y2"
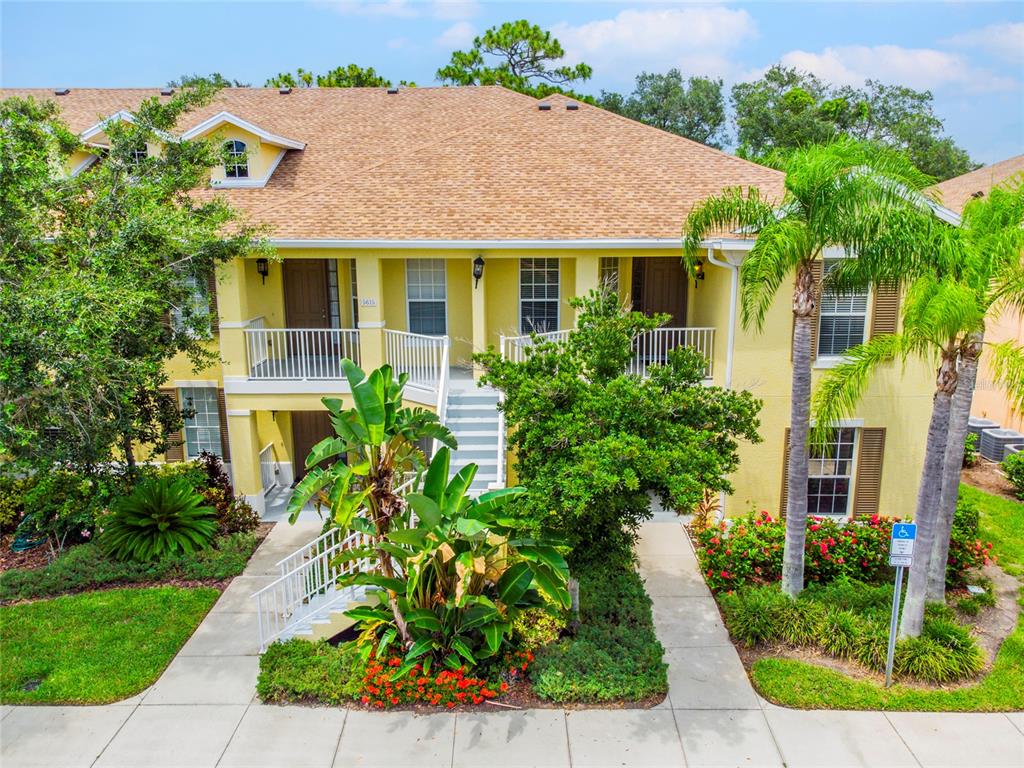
[{"x1": 890, "y1": 523, "x2": 917, "y2": 558}]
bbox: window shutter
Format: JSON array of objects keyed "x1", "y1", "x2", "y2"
[
  {"x1": 161, "y1": 388, "x2": 184, "y2": 462},
  {"x1": 217, "y1": 388, "x2": 231, "y2": 461},
  {"x1": 779, "y1": 427, "x2": 791, "y2": 517},
  {"x1": 852, "y1": 427, "x2": 886, "y2": 517},
  {"x1": 870, "y1": 282, "x2": 900, "y2": 338},
  {"x1": 791, "y1": 262, "x2": 824, "y2": 361},
  {"x1": 207, "y1": 271, "x2": 219, "y2": 334}
]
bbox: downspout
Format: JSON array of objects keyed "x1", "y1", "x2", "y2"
[
  {"x1": 706, "y1": 244, "x2": 740, "y2": 522},
  {"x1": 706, "y1": 245, "x2": 738, "y2": 389}
]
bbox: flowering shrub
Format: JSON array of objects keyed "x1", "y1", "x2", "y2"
[
  {"x1": 696, "y1": 502, "x2": 993, "y2": 592},
  {"x1": 357, "y1": 648, "x2": 532, "y2": 709}
]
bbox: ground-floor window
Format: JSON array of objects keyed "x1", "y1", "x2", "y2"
[
  {"x1": 181, "y1": 387, "x2": 222, "y2": 459},
  {"x1": 406, "y1": 259, "x2": 447, "y2": 335},
  {"x1": 807, "y1": 427, "x2": 856, "y2": 516},
  {"x1": 520, "y1": 257, "x2": 560, "y2": 333},
  {"x1": 600, "y1": 257, "x2": 619, "y2": 291}
]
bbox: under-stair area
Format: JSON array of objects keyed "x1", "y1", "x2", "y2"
[{"x1": 444, "y1": 381, "x2": 502, "y2": 494}]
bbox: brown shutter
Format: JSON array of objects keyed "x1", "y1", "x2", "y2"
[
  {"x1": 207, "y1": 271, "x2": 219, "y2": 334},
  {"x1": 852, "y1": 427, "x2": 886, "y2": 517},
  {"x1": 870, "y1": 282, "x2": 900, "y2": 338},
  {"x1": 161, "y1": 388, "x2": 184, "y2": 462},
  {"x1": 217, "y1": 388, "x2": 231, "y2": 461},
  {"x1": 779, "y1": 427, "x2": 791, "y2": 517}
]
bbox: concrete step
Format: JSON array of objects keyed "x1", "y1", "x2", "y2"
[
  {"x1": 452, "y1": 430, "x2": 499, "y2": 440},
  {"x1": 448, "y1": 393, "x2": 499, "y2": 405},
  {"x1": 450, "y1": 447, "x2": 498, "y2": 460},
  {"x1": 447, "y1": 417, "x2": 499, "y2": 428},
  {"x1": 446, "y1": 406, "x2": 500, "y2": 419}
]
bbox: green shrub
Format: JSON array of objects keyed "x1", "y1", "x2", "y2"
[
  {"x1": 963, "y1": 433, "x2": 979, "y2": 467},
  {"x1": 100, "y1": 477, "x2": 217, "y2": 562},
  {"x1": 513, "y1": 606, "x2": 565, "y2": 650},
  {"x1": 779, "y1": 599, "x2": 827, "y2": 645},
  {"x1": 0, "y1": 475, "x2": 28, "y2": 533},
  {"x1": 1002, "y1": 452, "x2": 1024, "y2": 499},
  {"x1": 257, "y1": 639, "x2": 366, "y2": 705},
  {"x1": 719, "y1": 585, "x2": 791, "y2": 646},
  {"x1": 818, "y1": 609, "x2": 866, "y2": 660},
  {"x1": 19, "y1": 470, "x2": 124, "y2": 548},
  {"x1": 530, "y1": 560, "x2": 667, "y2": 702},
  {"x1": 853, "y1": 623, "x2": 888, "y2": 671},
  {"x1": 0, "y1": 533, "x2": 260, "y2": 602}
]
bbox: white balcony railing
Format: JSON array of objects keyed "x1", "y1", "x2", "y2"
[
  {"x1": 244, "y1": 324, "x2": 360, "y2": 380},
  {"x1": 259, "y1": 443, "x2": 277, "y2": 494},
  {"x1": 500, "y1": 327, "x2": 715, "y2": 379},
  {"x1": 630, "y1": 327, "x2": 715, "y2": 379},
  {"x1": 384, "y1": 329, "x2": 450, "y2": 392}
]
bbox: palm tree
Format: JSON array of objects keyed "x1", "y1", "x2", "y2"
[
  {"x1": 683, "y1": 138, "x2": 933, "y2": 597},
  {"x1": 812, "y1": 180, "x2": 1024, "y2": 633}
]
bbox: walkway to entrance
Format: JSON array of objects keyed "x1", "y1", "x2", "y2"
[{"x1": 2, "y1": 521, "x2": 1021, "y2": 767}]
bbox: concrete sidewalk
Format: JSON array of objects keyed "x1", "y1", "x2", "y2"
[{"x1": 2, "y1": 521, "x2": 1022, "y2": 768}]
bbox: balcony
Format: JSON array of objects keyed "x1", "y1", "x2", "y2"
[
  {"x1": 244, "y1": 320, "x2": 361, "y2": 380},
  {"x1": 501, "y1": 327, "x2": 715, "y2": 379}
]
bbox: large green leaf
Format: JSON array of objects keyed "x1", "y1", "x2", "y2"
[
  {"x1": 305, "y1": 437, "x2": 347, "y2": 469},
  {"x1": 344, "y1": 605, "x2": 392, "y2": 622},
  {"x1": 351, "y1": 379, "x2": 386, "y2": 445},
  {"x1": 469, "y1": 486, "x2": 527, "y2": 517},
  {"x1": 287, "y1": 467, "x2": 334, "y2": 523},
  {"x1": 404, "y1": 636, "x2": 435, "y2": 661},
  {"x1": 460, "y1": 604, "x2": 499, "y2": 631},
  {"x1": 423, "y1": 447, "x2": 450, "y2": 502},
  {"x1": 386, "y1": 528, "x2": 427, "y2": 547},
  {"x1": 443, "y1": 465, "x2": 476, "y2": 514},
  {"x1": 341, "y1": 358, "x2": 367, "y2": 389},
  {"x1": 495, "y1": 561, "x2": 533, "y2": 605},
  {"x1": 529, "y1": 562, "x2": 571, "y2": 610},
  {"x1": 450, "y1": 637, "x2": 476, "y2": 664},
  {"x1": 517, "y1": 545, "x2": 570, "y2": 578},
  {"x1": 482, "y1": 621, "x2": 507, "y2": 654},
  {"x1": 405, "y1": 608, "x2": 443, "y2": 632},
  {"x1": 348, "y1": 573, "x2": 404, "y2": 592},
  {"x1": 454, "y1": 517, "x2": 489, "y2": 536},
  {"x1": 405, "y1": 493, "x2": 442, "y2": 530}
]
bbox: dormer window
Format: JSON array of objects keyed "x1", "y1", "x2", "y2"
[{"x1": 224, "y1": 140, "x2": 249, "y2": 179}]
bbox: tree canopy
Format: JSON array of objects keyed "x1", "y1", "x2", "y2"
[
  {"x1": 732, "y1": 65, "x2": 977, "y2": 180},
  {"x1": 264, "y1": 65, "x2": 404, "y2": 89},
  {"x1": 599, "y1": 70, "x2": 728, "y2": 148},
  {"x1": 436, "y1": 19, "x2": 592, "y2": 99},
  {"x1": 0, "y1": 82, "x2": 268, "y2": 474}
]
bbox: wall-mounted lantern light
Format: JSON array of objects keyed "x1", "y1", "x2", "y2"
[
  {"x1": 694, "y1": 258, "x2": 705, "y2": 281},
  {"x1": 473, "y1": 255, "x2": 485, "y2": 288},
  {"x1": 256, "y1": 258, "x2": 270, "y2": 285}
]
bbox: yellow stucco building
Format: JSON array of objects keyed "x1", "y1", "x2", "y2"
[{"x1": 5, "y1": 84, "x2": 944, "y2": 519}]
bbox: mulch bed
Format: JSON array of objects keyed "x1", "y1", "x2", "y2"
[
  {"x1": 0, "y1": 535, "x2": 53, "y2": 572},
  {"x1": 961, "y1": 460, "x2": 1020, "y2": 501}
]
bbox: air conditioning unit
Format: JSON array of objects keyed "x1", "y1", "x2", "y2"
[
  {"x1": 1003, "y1": 443, "x2": 1024, "y2": 460},
  {"x1": 968, "y1": 417, "x2": 999, "y2": 440},
  {"x1": 980, "y1": 428, "x2": 1023, "y2": 461}
]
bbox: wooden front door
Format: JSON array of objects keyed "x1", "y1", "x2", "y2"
[
  {"x1": 291, "y1": 411, "x2": 334, "y2": 480},
  {"x1": 284, "y1": 260, "x2": 330, "y2": 329},
  {"x1": 634, "y1": 257, "x2": 687, "y2": 325}
]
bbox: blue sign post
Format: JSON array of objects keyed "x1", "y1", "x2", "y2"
[{"x1": 885, "y1": 522, "x2": 917, "y2": 687}]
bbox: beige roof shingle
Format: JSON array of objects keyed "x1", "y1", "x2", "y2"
[
  {"x1": 1, "y1": 86, "x2": 785, "y2": 241},
  {"x1": 931, "y1": 155, "x2": 1024, "y2": 214}
]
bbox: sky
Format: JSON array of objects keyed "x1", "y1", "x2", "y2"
[{"x1": 2, "y1": 1, "x2": 1022, "y2": 164}]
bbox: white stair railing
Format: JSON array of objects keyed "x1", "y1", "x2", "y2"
[
  {"x1": 252, "y1": 476, "x2": 416, "y2": 652},
  {"x1": 500, "y1": 329, "x2": 571, "y2": 362},
  {"x1": 384, "y1": 329, "x2": 449, "y2": 391},
  {"x1": 259, "y1": 443, "x2": 278, "y2": 495},
  {"x1": 244, "y1": 327, "x2": 360, "y2": 380},
  {"x1": 433, "y1": 341, "x2": 451, "y2": 454}
]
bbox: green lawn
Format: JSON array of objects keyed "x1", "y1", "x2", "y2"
[
  {"x1": 751, "y1": 483, "x2": 1024, "y2": 711},
  {"x1": 0, "y1": 586, "x2": 218, "y2": 704}
]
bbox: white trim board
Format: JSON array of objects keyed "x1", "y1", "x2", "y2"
[
  {"x1": 180, "y1": 111, "x2": 305, "y2": 150},
  {"x1": 267, "y1": 237, "x2": 758, "y2": 252},
  {"x1": 211, "y1": 148, "x2": 287, "y2": 189}
]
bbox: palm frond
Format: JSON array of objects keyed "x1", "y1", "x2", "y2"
[
  {"x1": 739, "y1": 218, "x2": 813, "y2": 331},
  {"x1": 681, "y1": 186, "x2": 777, "y2": 275},
  {"x1": 810, "y1": 334, "x2": 907, "y2": 447},
  {"x1": 986, "y1": 340, "x2": 1024, "y2": 415}
]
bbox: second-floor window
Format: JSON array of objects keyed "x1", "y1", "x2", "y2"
[
  {"x1": 520, "y1": 258, "x2": 560, "y2": 333},
  {"x1": 818, "y1": 258, "x2": 868, "y2": 356},
  {"x1": 129, "y1": 143, "x2": 148, "y2": 164},
  {"x1": 170, "y1": 275, "x2": 210, "y2": 333},
  {"x1": 224, "y1": 140, "x2": 249, "y2": 179},
  {"x1": 406, "y1": 259, "x2": 446, "y2": 335}
]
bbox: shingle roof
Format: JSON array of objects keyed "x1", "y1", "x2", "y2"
[
  {"x1": 931, "y1": 155, "x2": 1024, "y2": 215},
  {"x1": 0, "y1": 86, "x2": 785, "y2": 241}
]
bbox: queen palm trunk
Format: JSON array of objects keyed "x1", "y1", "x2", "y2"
[
  {"x1": 782, "y1": 263, "x2": 816, "y2": 597},
  {"x1": 927, "y1": 333, "x2": 983, "y2": 602},
  {"x1": 899, "y1": 351, "x2": 958, "y2": 638}
]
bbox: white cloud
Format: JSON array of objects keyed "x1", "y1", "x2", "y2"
[
  {"x1": 946, "y1": 22, "x2": 1024, "y2": 65},
  {"x1": 431, "y1": 1, "x2": 480, "y2": 21},
  {"x1": 434, "y1": 21, "x2": 475, "y2": 49},
  {"x1": 387, "y1": 37, "x2": 409, "y2": 50},
  {"x1": 552, "y1": 7, "x2": 758, "y2": 81},
  {"x1": 775, "y1": 45, "x2": 1016, "y2": 94}
]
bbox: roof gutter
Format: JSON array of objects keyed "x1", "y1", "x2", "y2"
[{"x1": 266, "y1": 237, "x2": 758, "y2": 251}]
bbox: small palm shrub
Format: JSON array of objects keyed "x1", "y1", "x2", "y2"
[{"x1": 100, "y1": 477, "x2": 217, "y2": 562}]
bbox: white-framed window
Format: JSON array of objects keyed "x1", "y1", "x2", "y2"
[
  {"x1": 818, "y1": 258, "x2": 868, "y2": 356},
  {"x1": 808, "y1": 427, "x2": 857, "y2": 517},
  {"x1": 180, "y1": 387, "x2": 221, "y2": 460},
  {"x1": 600, "y1": 257, "x2": 619, "y2": 291},
  {"x1": 224, "y1": 140, "x2": 249, "y2": 179},
  {"x1": 326, "y1": 260, "x2": 341, "y2": 329},
  {"x1": 170, "y1": 275, "x2": 210, "y2": 333},
  {"x1": 406, "y1": 259, "x2": 447, "y2": 335},
  {"x1": 129, "y1": 143, "x2": 148, "y2": 164},
  {"x1": 520, "y1": 258, "x2": 560, "y2": 333}
]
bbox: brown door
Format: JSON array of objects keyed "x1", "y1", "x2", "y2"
[
  {"x1": 291, "y1": 411, "x2": 335, "y2": 480},
  {"x1": 284, "y1": 260, "x2": 330, "y2": 328},
  {"x1": 638, "y1": 257, "x2": 687, "y2": 325}
]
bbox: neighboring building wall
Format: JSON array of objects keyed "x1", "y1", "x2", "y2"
[{"x1": 973, "y1": 307, "x2": 1024, "y2": 432}]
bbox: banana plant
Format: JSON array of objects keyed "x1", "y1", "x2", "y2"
[
  {"x1": 286, "y1": 360, "x2": 457, "y2": 645},
  {"x1": 335, "y1": 447, "x2": 571, "y2": 678}
]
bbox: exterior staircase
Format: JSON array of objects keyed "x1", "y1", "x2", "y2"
[{"x1": 444, "y1": 382, "x2": 502, "y2": 494}]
